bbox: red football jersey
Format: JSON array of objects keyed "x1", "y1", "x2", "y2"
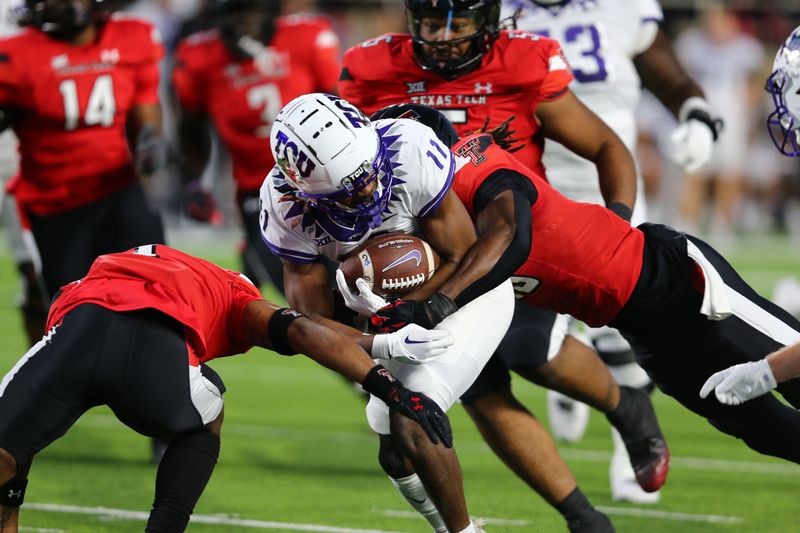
[
  {"x1": 0, "y1": 15, "x2": 163, "y2": 215},
  {"x1": 340, "y1": 30, "x2": 572, "y2": 177},
  {"x1": 173, "y1": 14, "x2": 341, "y2": 192},
  {"x1": 46, "y1": 245, "x2": 264, "y2": 364},
  {"x1": 452, "y1": 133, "x2": 644, "y2": 326}
]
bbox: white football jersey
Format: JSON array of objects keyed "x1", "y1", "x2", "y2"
[
  {"x1": 260, "y1": 118, "x2": 455, "y2": 263},
  {"x1": 502, "y1": 0, "x2": 661, "y2": 206}
]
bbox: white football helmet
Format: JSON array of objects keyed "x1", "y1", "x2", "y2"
[
  {"x1": 270, "y1": 93, "x2": 393, "y2": 229},
  {"x1": 766, "y1": 26, "x2": 800, "y2": 156}
]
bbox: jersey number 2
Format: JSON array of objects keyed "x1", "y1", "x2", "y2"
[{"x1": 59, "y1": 75, "x2": 116, "y2": 131}]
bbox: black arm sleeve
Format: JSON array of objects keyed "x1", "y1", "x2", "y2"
[{"x1": 454, "y1": 169, "x2": 535, "y2": 307}]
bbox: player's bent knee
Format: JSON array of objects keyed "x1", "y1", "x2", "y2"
[
  {"x1": 389, "y1": 412, "x2": 432, "y2": 457},
  {"x1": 377, "y1": 434, "x2": 412, "y2": 478},
  {"x1": 205, "y1": 406, "x2": 224, "y2": 436}
]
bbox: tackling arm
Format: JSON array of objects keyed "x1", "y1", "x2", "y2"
[
  {"x1": 129, "y1": 103, "x2": 167, "y2": 177},
  {"x1": 535, "y1": 90, "x2": 637, "y2": 216}
]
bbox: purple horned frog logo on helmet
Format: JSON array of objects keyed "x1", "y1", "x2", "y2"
[{"x1": 273, "y1": 129, "x2": 317, "y2": 182}]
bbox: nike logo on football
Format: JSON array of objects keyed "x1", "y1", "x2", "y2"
[
  {"x1": 404, "y1": 336, "x2": 428, "y2": 344},
  {"x1": 382, "y1": 250, "x2": 422, "y2": 272}
]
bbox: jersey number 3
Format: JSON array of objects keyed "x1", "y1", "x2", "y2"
[{"x1": 59, "y1": 74, "x2": 116, "y2": 131}]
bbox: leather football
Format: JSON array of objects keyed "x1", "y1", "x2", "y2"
[{"x1": 340, "y1": 233, "x2": 440, "y2": 297}]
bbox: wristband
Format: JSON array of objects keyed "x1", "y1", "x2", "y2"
[
  {"x1": 422, "y1": 293, "x2": 458, "y2": 326},
  {"x1": 361, "y1": 364, "x2": 396, "y2": 403},
  {"x1": 678, "y1": 96, "x2": 723, "y2": 141},
  {"x1": 0, "y1": 478, "x2": 27, "y2": 507}
]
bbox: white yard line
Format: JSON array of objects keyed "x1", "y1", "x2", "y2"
[
  {"x1": 379, "y1": 507, "x2": 743, "y2": 526},
  {"x1": 25, "y1": 503, "x2": 411, "y2": 533}
]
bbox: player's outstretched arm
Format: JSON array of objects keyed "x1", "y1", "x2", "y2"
[
  {"x1": 700, "y1": 341, "x2": 800, "y2": 405},
  {"x1": 634, "y1": 30, "x2": 721, "y2": 173},
  {"x1": 240, "y1": 301, "x2": 452, "y2": 446},
  {"x1": 536, "y1": 90, "x2": 637, "y2": 217}
]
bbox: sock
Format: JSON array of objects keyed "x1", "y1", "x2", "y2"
[
  {"x1": 389, "y1": 473, "x2": 447, "y2": 532},
  {"x1": 146, "y1": 430, "x2": 220, "y2": 532},
  {"x1": 554, "y1": 487, "x2": 596, "y2": 524}
]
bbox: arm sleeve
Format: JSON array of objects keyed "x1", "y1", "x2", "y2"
[{"x1": 455, "y1": 169, "x2": 536, "y2": 307}]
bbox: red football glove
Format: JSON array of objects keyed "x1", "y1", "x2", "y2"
[{"x1": 370, "y1": 293, "x2": 458, "y2": 332}]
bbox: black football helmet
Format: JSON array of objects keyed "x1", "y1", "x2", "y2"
[
  {"x1": 212, "y1": 0, "x2": 279, "y2": 57},
  {"x1": 405, "y1": 0, "x2": 501, "y2": 78},
  {"x1": 20, "y1": 0, "x2": 97, "y2": 40},
  {"x1": 370, "y1": 103, "x2": 459, "y2": 149}
]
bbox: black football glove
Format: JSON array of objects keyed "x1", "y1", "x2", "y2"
[
  {"x1": 362, "y1": 365, "x2": 453, "y2": 447},
  {"x1": 370, "y1": 292, "x2": 458, "y2": 332},
  {"x1": 184, "y1": 181, "x2": 223, "y2": 224}
]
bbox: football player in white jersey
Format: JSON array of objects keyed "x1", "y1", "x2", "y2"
[
  {"x1": 501, "y1": 0, "x2": 722, "y2": 503},
  {"x1": 260, "y1": 93, "x2": 514, "y2": 533}
]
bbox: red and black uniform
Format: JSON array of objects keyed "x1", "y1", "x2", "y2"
[
  {"x1": 340, "y1": 30, "x2": 572, "y2": 176},
  {"x1": 173, "y1": 15, "x2": 340, "y2": 289},
  {"x1": 455, "y1": 134, "x2": 800, "y2": 464},
  {"x1": 0, "y1": 245, "x2": 263, "y2": 465},
  {"x1": 0, "y1": 14, "x2": 165, "y2": 297}
]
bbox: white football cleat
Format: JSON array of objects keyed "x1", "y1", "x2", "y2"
[
  {"x1": 547, "y1": 390, "x2": 590, "y2": 443},
  {"x1": 610, "y1": 428, "x2": 660, "y2": 504}
]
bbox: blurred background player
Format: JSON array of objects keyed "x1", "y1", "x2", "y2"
[
  {"x1": 504, "y1": 0, "x2": 722, "y2": 503},
  {"x1": 0, "y1": 244, "x2": 452, "y2": 533},
  {"x1": 262, "y1": 93, "x2": 513, "y2": 533},
  {"x1": 0, "y1": 0, "x2": 47, "y2": 347},
  {"x1": 673, "y1": 2, "x2": 763, "y2": 243},
  {"x1": 172, "y1": 0, "x2": 340, "y2": 293},
  {"x1": 0, "y1": 0, "x2": 167, "y2": 302},
  {"x1": 339, "y1": 0, "x2": 668, "y2": 522}
]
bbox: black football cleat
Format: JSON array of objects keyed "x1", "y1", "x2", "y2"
[
  {"x1": 606, "y1": 386, "x2": 670, "y2": 493},
  {"x1": 568, "y1": 509, "x2": 615, "y2": 533}
]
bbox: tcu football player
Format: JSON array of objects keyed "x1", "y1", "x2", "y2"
[
  {"x1": 172, "y1": 0, "x2": 340, "y2": 292},
  {"x1": 260, "y1": 93, "x2": 514, "y2": 533},
  {"x1": 0, "y1": 245, "x2": 450, "y2": 532},
  {"x1": 0, "y1": 0, "x2": 166, "y2": 303},
  {"x1": 383, "y1": 106, "x2": 800, "y2": 475},
  {"x1": 701, "y1": 27, "x2": 800, "y2": 404},
  {"x1": 503, "y1": 0, "x2": 722, "y2": 503}
]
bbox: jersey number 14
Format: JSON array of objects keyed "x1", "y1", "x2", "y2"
[{"x1": 59, "y1": 74, "x2": 116, "y2": 130}]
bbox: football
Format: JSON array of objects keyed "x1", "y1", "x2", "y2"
[{"x1": 340, "y1": 233, "x2": 440, "y2": 297}]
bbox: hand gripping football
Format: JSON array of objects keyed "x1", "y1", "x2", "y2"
[{"x1": 340, "y1": 234, "x2": 440, "y2": 297}]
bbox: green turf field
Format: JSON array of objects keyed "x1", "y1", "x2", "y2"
[{"x1": 1, "y1": 231, "x2": 799, "y2": 533}]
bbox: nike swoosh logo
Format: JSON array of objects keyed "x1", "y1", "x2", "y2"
[
  {"x1": 382, "y1": 250, "x2": 422, "y2": 272},
  {"x1": 404, "y1": 336, "x2": 428, "y2": 344}
]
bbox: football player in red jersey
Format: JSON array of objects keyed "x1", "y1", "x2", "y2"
[
  {"x1": 0, "y1": 245, "x2": 451, "y2": 533},
  {"x1": 372, "y1": 106, "x2": 800, "y2": 472},
  {"x1": 0, "y1": 0, "x2": 166, "y2": 304},
  {"x1": 172, "y1": 0, "x2": 340, "y2": 292}
]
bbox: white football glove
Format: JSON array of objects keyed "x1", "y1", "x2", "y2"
[
  {"x1": 699, "y1": 359, "x2": 777, "y2": 406},
  {"x1": 666, "y1": 97, "x2": 721, "y2": 174},
  {"x1": 371, "y1": 323, "x2": 454, "y2": 365},
  {"x1": 335, "y1": 269, "x2": 388, "y2": 316}
]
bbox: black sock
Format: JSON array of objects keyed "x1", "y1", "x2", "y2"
[
  {"x1": 146, "y1": 430, "x2": 220, "y2": 532},
  {"x1": 554, "y1": 487, "x2": 595, "y2": 523},
  {"x1": 605, "y1": 385, "x2": 633, "y2": 429}
]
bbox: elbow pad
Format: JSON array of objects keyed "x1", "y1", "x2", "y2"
[{"x1": 455, "y1": 190, "x2": 532, "y2": 307}]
